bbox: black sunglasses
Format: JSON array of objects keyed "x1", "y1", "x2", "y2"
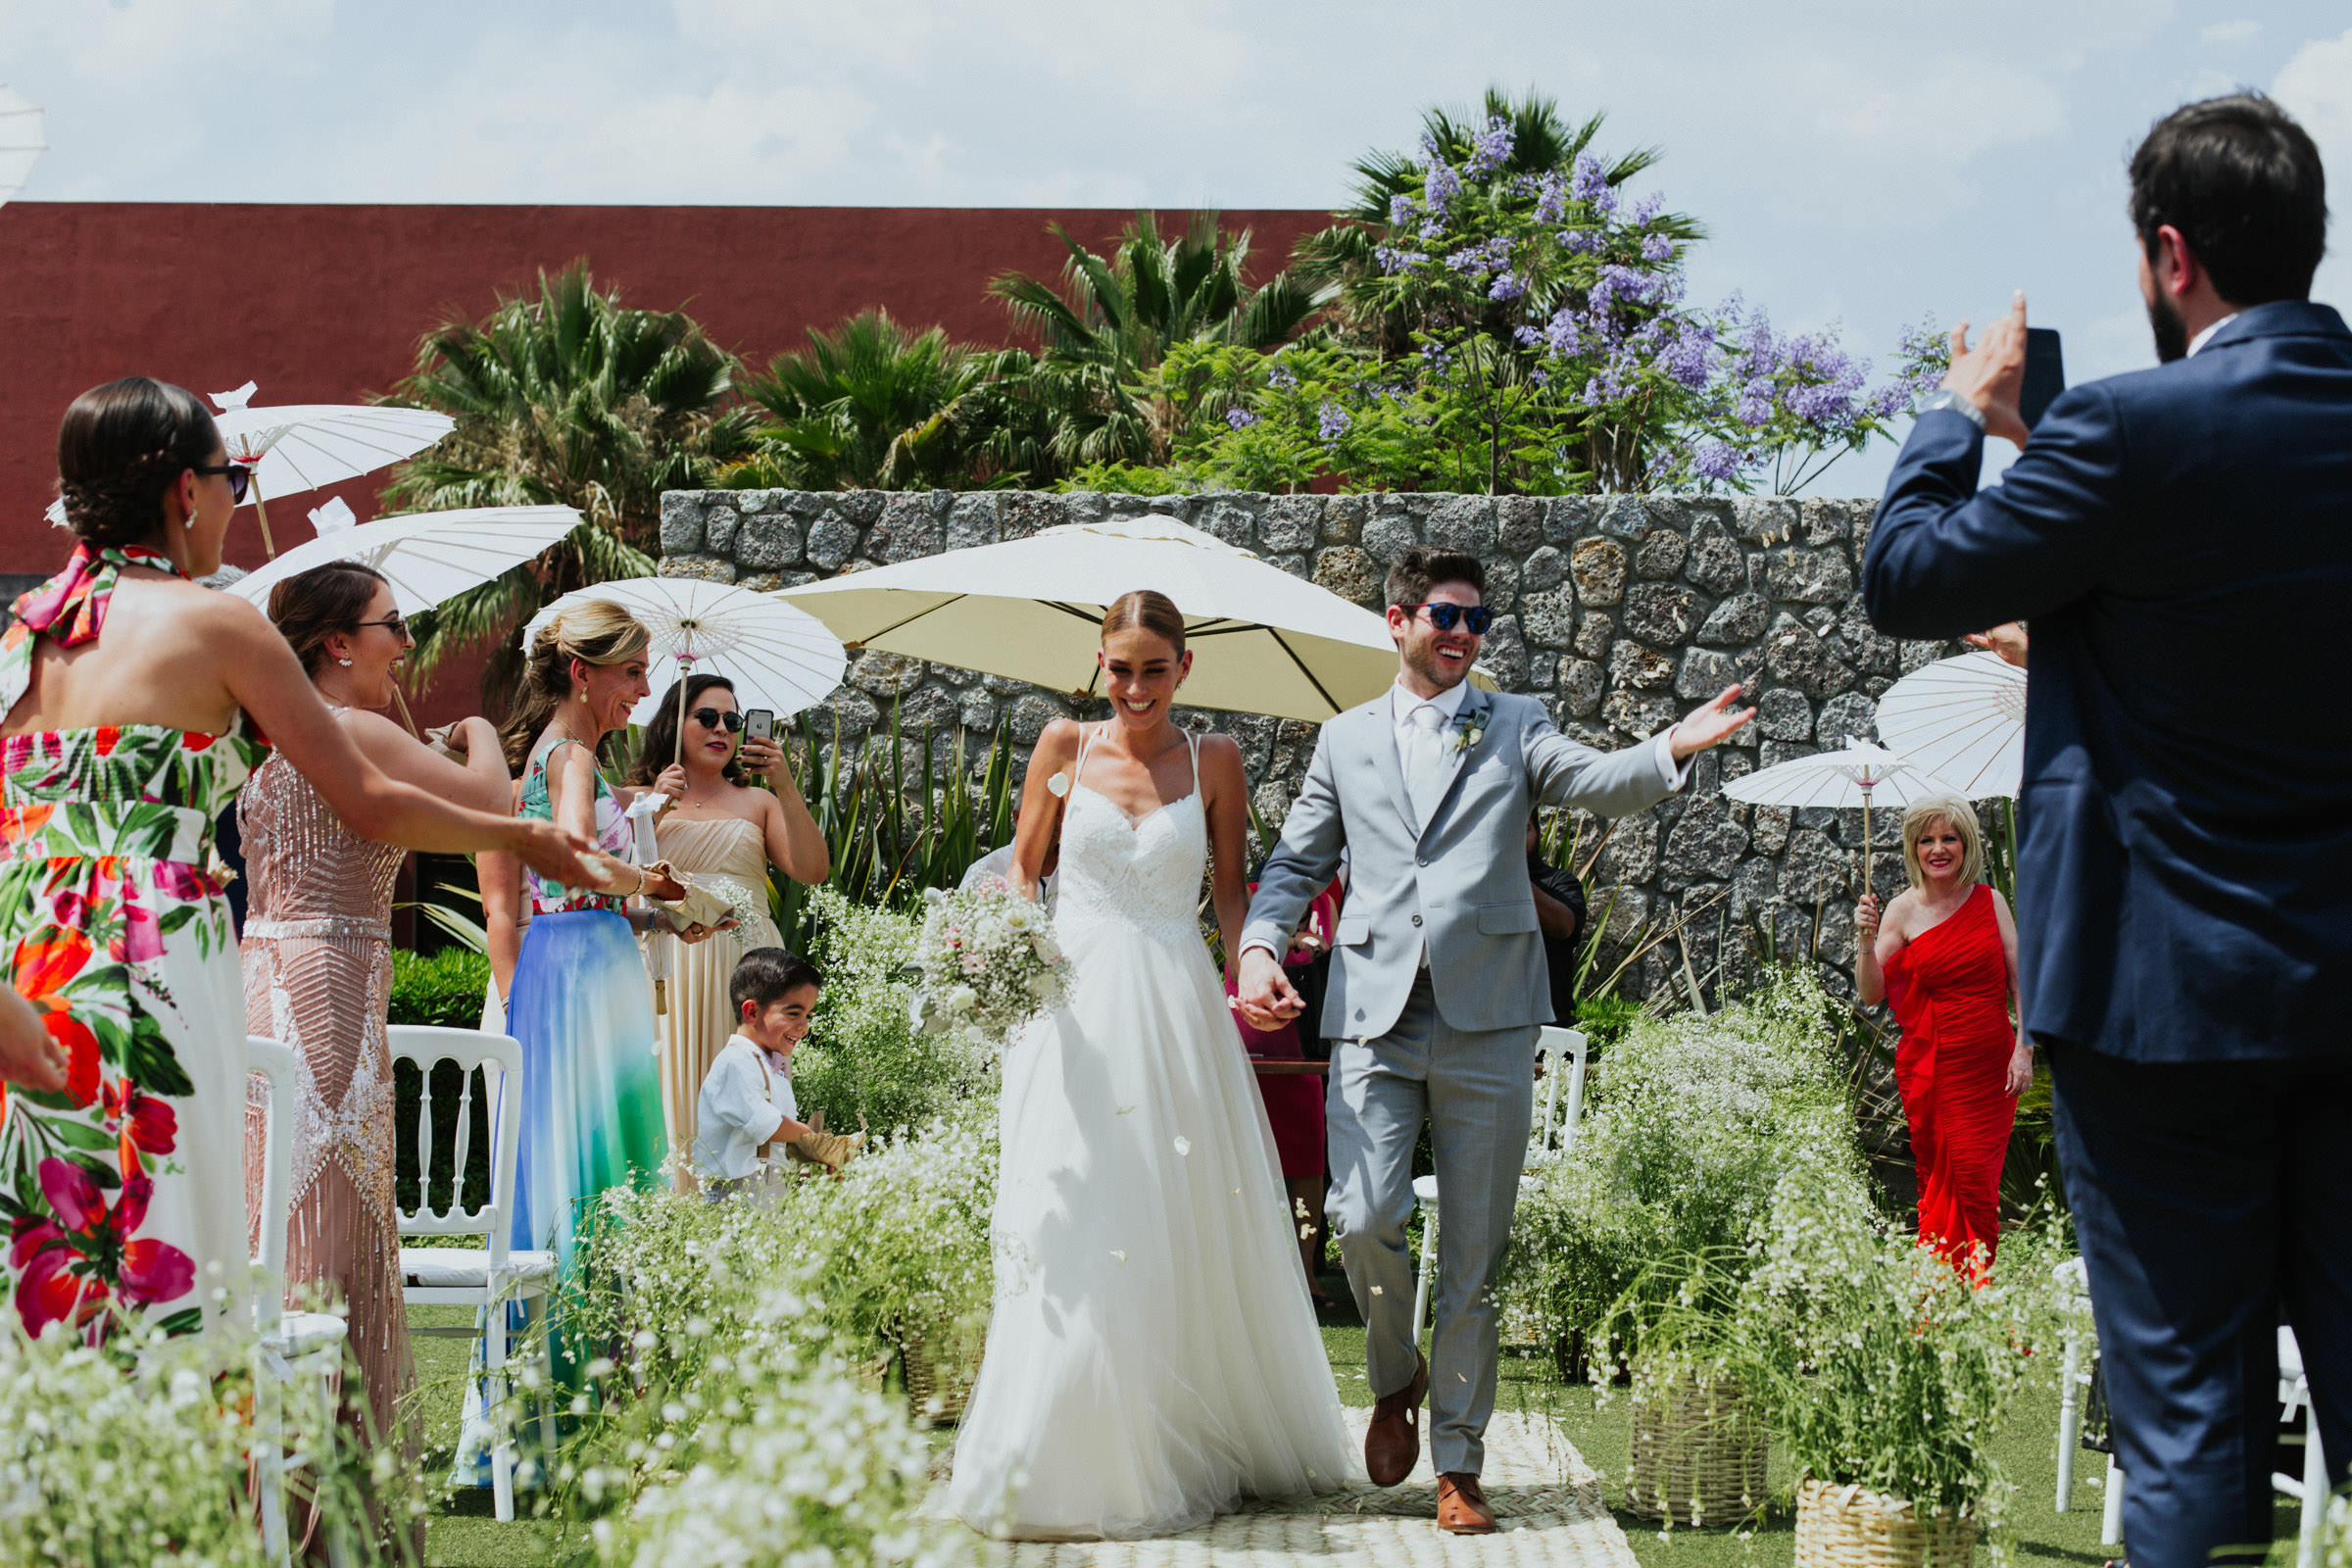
[
  {"x1": 353, "y1": 613, "x2": 410, "y2": 640},
  {"x1": 192, "y1": 462, "x2": 254, "y2": 504},
  {"x1": 1400, "y1": 602, "x2": 1494, "y2": 636},
  {"x1": 689, "y1": 708, "x2": 744, "y2": 733}
]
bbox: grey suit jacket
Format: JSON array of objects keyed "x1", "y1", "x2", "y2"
[{"x1": 1244, "y1": 685, "x2": 1678, "y2": 1040}]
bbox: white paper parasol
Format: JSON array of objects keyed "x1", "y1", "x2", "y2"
[
  {"x1": 41, "y1": 382, "x2": 457, "y2": 558},
  {"x1": 522, "y1": 577, "x2": 848, "y2": 743},
  {"x1": 1724, "y1": 739, "x2": 1963, "y2": 886},
  {"x1": 776, "y1": 513, "x2": 1489, "y2": 723},
  {"x1": 0, "y1": 84, "x2": 45, "y2": 207},
  {"x1": 1874, "y1": 651, "x2": 2027, "y2": 799},
  {"x1": 226, "y1": 502, "x2": 582, "y2": 618}
]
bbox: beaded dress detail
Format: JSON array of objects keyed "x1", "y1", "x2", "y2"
[{"x1": 237, "y1": 725, "x2": 417, "y2": 1503}]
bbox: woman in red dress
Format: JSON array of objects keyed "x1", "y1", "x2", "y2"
[{"x1": 1855, "y1": 794, "x2": 2031, "y2": 1270}]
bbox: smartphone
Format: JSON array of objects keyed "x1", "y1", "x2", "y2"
[
  {"x1": 744, "y1": 709, "x2": 775, "y2": 747},
  {"x1": 2021, "y1": 327, "x2": 2066, "y2": 430}
]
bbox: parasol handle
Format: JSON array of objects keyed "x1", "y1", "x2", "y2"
[
  {"x1": 1861, "y1": 783, "x2": 1874, "y2": 898},
  {"x1": 251, "y1": 475, "x2": 276, "y2": 559},
  {"x1": 671, "y1": 649, "x2": 698, "y2": 768},
  {"x1": 388, "y1": 683, "x2": 421, "y2": 740}
]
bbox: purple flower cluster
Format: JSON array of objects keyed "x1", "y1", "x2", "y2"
[
  {"x1": 1465, "y1": 115, "x2": 1515, "y2": 177},
  {"x1": 1489, "y1": 271, "x2": 1525, "y2": 302},
  {"x1": 1641, "y1": 232, "x2": 1675, "y2": 263},
  {"x1": 1544, "y1": 308, "x2": 1583, "y2": 359},
  {"x1": 1225, "y1": 406, "x2": 1258, "y2": 430},
  {"x1": 1627, "y1": 191, "x2": 1664, "y2": 226},
  {"x1": 1269, "y1": 363, "x2": 1298, "y2": 391},
  {"x1": 1317, "y1": 402, "x2": 1351, "y2": 444},
  {"x1": 1568, "y1": 154, "x2": 1617, "y2": 218},
  {"x1": 1531, "y1": 172, "x2": 1568, "y2": 226},
  {"x1": 1445, "y1": 236, "x2": 1514, "y2": 279},
  {"x1": 1389, "y1": 194, "x2": 1415, "y2": 228}
]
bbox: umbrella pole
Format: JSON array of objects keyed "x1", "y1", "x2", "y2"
[
  {"x1": 672, "y1": 653, "x2": 693, "y2": 767},
  {"x1": 388, "y1": 683, "x2": 421, "y2": 739},
  {"x1": 1861, "y1": 784, "x2": 1875, "y2": 896},
  {"x1": 251, "y1": 477, "x2": 276, "y2": 559}
]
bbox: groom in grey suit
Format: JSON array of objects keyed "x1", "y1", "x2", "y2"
[{"x1": 1239, "y1": 544, "x2": 1750, "y2": 1532}]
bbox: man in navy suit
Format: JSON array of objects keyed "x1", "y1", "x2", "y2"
[{"x1": 1865, "y1": 94, "x2": 2350, "y2": 1566}]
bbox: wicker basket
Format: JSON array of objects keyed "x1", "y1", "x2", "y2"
[
  {"x1": 899, "y1": 1325, "x2": 982, "y2": 1424},
  {"x1": 1794, "y1": 1479, "x2": 1976, "y2": 1566},
  {"x1": 1623, "y1": 1365, "x2": 1768, "y2": 1526}
]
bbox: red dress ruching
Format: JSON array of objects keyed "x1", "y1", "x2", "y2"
[{"x1": 1882, "y1": 883, "x2": 2016, "y2": 1269}]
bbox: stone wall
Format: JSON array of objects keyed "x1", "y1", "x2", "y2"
[{"x1": 658, "y1": 488, "x2": 1968, "y2": 1002}]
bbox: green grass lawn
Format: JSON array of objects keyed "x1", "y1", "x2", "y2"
[{"x1": 408, "y1": 1303, "x2": 2309, "y2": 1567}]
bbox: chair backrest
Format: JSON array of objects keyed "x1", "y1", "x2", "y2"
[
  {"x1": 387, "y1": 1025, "x2": 522, "y2": 1268},
  {"x1": 1534, "y1": 1025, "x2": 1590, "y2": 1159},
  {"x1": 245, "y1": 1036, "x2": 298, "y2": 1331}
]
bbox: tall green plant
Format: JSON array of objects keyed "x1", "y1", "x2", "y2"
[{"x1": 377, "y1": 260, "x2": 758, "y2": 700}]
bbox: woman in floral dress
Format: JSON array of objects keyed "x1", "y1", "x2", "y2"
[{"x1": 0, "y1": 377, "x2": 594, "y2": 1346}]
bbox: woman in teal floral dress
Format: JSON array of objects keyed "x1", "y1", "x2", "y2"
[{"x1": 0, "y1": 377, "x2": 596, "y2": 1346}]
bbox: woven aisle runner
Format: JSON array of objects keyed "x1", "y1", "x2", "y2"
[{"x1": 941, "y1": 1410, "x2": 1641, "y2": 1567}]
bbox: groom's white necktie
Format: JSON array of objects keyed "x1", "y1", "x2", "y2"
[{"x1": 1405, "y1": 703, "x2": 1449, "y2": 825}]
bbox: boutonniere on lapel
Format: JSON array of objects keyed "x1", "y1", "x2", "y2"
[{"x1": 1451, "y1": 711, "x2": 1487, "y2": 756}]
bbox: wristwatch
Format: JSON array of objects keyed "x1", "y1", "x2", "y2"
[{"x1": 1917, "y1": 389, "x2": 1987, "y2": 431}]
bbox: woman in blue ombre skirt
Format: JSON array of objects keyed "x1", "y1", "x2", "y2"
[{"x1": 456, "y1": 598, "x2": 711, "y2": 1489}]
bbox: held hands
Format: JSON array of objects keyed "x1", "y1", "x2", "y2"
[
  {"x1": 1667, "y1": 686, "x2": 1755, "y2": 761},
  {"x1": 1942, "y1": 293, "x2": 2034, "y2": 450},
  {"x1": 1237, "y1": 947, "x2": 1306, "y2": 1031}
]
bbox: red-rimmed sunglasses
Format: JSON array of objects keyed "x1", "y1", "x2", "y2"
[{"x1": 193, "y1": 462, "x2": 254, "y2": 504}]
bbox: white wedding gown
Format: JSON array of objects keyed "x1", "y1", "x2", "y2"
[{"x1": 947, "y1": 729, "x2": 1352, "y2": 1539}]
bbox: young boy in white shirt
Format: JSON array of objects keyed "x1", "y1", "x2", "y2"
[{"x1": 694, "y1": 948, "x2": 859, "y2": 1195}]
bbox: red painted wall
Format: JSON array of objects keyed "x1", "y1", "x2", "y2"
[{"x1": 0, "y1": 202, "x2": 1329, "y2": 716}]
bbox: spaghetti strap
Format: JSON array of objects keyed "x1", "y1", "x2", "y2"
[
  {"x1": 1187, "y1": 728, "x2": 1200, "y2": 792},
  {"x1": 1070, "y1": 721, "x2": 1102, "y2": 794}
]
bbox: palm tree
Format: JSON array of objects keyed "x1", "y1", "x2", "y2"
[
  {"x1": 986, "y1": 212, "x2": 1320, "y2": 470},
  {"x1": 733, "y1": 310, "x2": 1033, "y2": 491},
  {"x1": 376, "y1": 260, "x2": 757, "y2": 700},
  {"x1": 1294, "y1": 87, "x2": 1705, "y2": 355}
]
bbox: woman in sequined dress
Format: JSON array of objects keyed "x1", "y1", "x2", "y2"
[
  {"x1": 0, "y1": 377, "x2": 595, "y2": 1351},
  {"x1": 236, "y1": 560, "x2": 520, "y2": 1553},
  {"x1": 623, "y1": 673, "x2": 826, "y2": 1190}
]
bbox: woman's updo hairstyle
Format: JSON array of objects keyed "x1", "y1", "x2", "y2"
[
  {"x1": 1100, "y1": 589, "x2": 1187, "y2": 658},
  {"x1": 498, "y1": 599, "x2": 653, "y2": 770},
  {"x1": 269, "y1": 561, "x2": 389, "y2": 675},
  {"x1": 56, "y1": 378, "x2": 221, "y2": 547}
]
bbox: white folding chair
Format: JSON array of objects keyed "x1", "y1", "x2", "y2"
[
  {"x1": 246, "y1": 1036, "x2": 353, "y2": 1568},
  {"x1": 389, "y1": 1025, "x2": 555, "y2": 1524},
  {"x1": 1411, "y1": 1025, "x2": 1588, "y2": 1347},
  {"x1": 2274, "y1": 1325, "x2": 2338, "y2": 1568}
]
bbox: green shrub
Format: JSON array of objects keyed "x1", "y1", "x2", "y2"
[
  {"x1": 793, "y1": 887, "x2": 995, "y2": 1136},
  {"x1": 1500, "y1": 969, "x2": 1866, "y2": 1360},
  {"x1": 388, "y1": 946, "x2": 491, "y2": 1027}
]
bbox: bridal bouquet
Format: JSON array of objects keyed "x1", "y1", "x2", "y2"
[{"x1": 908, "y1": 882, "x2": 1067, "y2": 1044}]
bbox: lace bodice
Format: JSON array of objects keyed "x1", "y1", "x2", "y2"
[{"x1": 1052, "y1": 728, "x2": 1206, "y2": 952}]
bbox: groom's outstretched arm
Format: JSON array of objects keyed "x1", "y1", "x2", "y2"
[
  {"x1": 1243, "y1": 727, "x2": 1347, "y2": 958},
  {"x1": 1526, "y1": 686, "x2": 1752, "y2": 813}
]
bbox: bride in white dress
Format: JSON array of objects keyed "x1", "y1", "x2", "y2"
[{"x1": 948, "y1": 590, "x2": 1352, "y2": 1540}]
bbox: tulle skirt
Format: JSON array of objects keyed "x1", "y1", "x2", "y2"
[
  {"x1": 945, "y1": 915, "x2": 1352, "y2": 1539},
  {"x1": 506, "y1": 908, "x2": 667, "y2": 1265}
]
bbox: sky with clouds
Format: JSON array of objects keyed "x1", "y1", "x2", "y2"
[{"x1": 3, "y1": 1, "x2": 2349, "y2": 497}]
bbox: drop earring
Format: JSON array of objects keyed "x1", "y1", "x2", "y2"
[{"x1": 335, "y1": 658, "x2": 354, "y2": 667}]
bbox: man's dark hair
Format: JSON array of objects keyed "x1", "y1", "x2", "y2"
[
  {"x1": 2129, "y1": 93, "x2": 2328, "y2": 305},
  {"x1": 730, "y1": 947, "x2": 823, "y2": 1016},
  {"x1": 1384, "y1": 544, "x2": 1488, "y2": 609}
]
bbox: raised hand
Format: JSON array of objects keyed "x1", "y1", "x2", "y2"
[
  {"x1": 654, "y1": 763, "x2": 690, "y2": 803},
  {"x1": 1943, "y1": 293, "x2": 2033, "y2": 450},
  {"x1": 1855, "y1": 892, "x2": 1882, "y2": 942},
  {"x1": 1667, "y1": 685, "x2": 1755, "y2": 760},
  {"x1": 738, "y1": 737, "x2": 785, "y2": 778}
]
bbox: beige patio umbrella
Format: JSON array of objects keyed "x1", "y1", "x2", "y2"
[{"x1": 774, "y1": 513, "x2": 1487, "y2": 722}]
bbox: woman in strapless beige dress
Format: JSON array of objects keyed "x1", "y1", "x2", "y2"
[{"x1": 625, "y1": 674, "x2": 827, "y2": 1189}]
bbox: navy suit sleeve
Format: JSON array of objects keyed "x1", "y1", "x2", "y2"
[{"x1": 1863, "y1": 389, "x2": 2131, "y2": 638}]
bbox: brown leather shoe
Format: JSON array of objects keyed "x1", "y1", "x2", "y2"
[
  {"x1": 1364, "y1": 1350, "x2": 1428, "y2": 1486},
  {"x1": 1436, "y1": 1472, "x2": 1496, "y2": 1534}
]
